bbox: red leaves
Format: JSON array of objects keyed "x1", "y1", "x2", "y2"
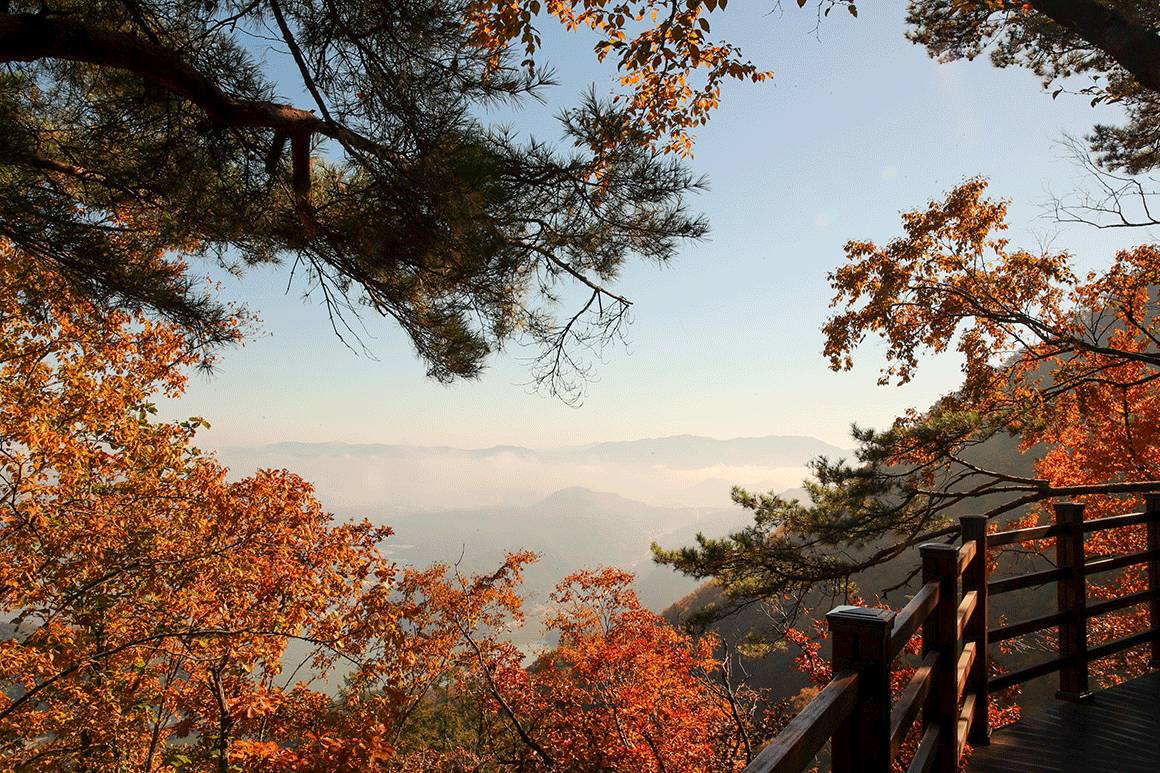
[{"x1": 506, "y1": 568, "x2": 761, "y2": 771}]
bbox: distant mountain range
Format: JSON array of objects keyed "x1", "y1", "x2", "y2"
[
  {"x1": 258, "y1": 433, "x2": 850, "y2": 470},
  {"x1": 384, "y1": 485, "x2": 750, "y2": 617},
  {"x1": 213, "y1": 434, "x2": 850, "y2": 513},
  {"x1": 206, "y1": 434, "x2": 848, "y2": 652}
]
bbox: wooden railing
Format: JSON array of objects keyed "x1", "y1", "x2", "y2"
[{"x1": 744, "y1": 494, "x2": 1160, "y2": 773}]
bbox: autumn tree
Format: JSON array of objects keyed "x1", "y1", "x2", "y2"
[
  {"x1": 469, "y1": 568, "x2": 767, "y2": 771},
  {"x1": 655, "y1": 178, "x2": 1160, "y2": 617},
  {"x1": 0, "y1": 236, "x2": 503, "y2": 769},
  {"x1": 0, "y1": 236, "x2": 765, "y2": 769},
  {"x1": 0, "y1": 236, "x2": 391, "y2": 769}
]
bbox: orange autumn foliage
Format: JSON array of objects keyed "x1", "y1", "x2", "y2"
[
  {"x1": 465, "y1": 1, "x2": 771, "y2": 157},
  {"x1": 512, "y1": 568, "x2": 764, "y2": 770},
  {"x1": 0, "y1": 239, "x2": 764, "y2": 770},
  {"x1": 824, "y1": 178, "x2": 1160, "y2": 688},
  {"x1": 0, "y1": 239, "x2": 395, "y2": 769},
  {"x1": 825, "y1": 178, "x2": 1159, "y2": 480}
]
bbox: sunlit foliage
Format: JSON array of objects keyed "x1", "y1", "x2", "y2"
[
  {"x1": 0, "y1": 241, "x2": 765, "y2": 769},
  {"x1": 656, "y1": 180, "x2": 1160, "y2": 615}
]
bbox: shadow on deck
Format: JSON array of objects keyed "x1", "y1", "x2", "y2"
[{"x1": 969, "y1": 671, "x2": 1160, "y2": 773}]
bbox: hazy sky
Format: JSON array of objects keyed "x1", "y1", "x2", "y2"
[{"x1": 162, "y1": 1, "x2": 1150, "y2": 451}]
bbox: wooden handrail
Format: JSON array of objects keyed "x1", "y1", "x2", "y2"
[
  {"x1": 989, "y1": 610, "x2": 1068, "y2": 643},
  {"x1": 890, "y1": 651, "x2": 938, "y2": 755},
  {"x1": 956, "y1": 591, "x2": 977, "y2": 640},
  {"x1": 956, "y1": 642, "x2": 976, "y2": 699},
  {"x1": 890, "y1": 581, "x2": 939, "y2": 657},
  {"x1": 987, "y1": 522, "x2": 1064, "y2": 546},
  {"x1": 958, "y1": 540, "x2": 976, "y2": 574},
  {"x1": 1085, "y1": 627, "x2": 1160, "y2": 663},
  {"x1": 1083, "y1": 547, "x2": 1160, "y2": 576},
  {"x1": 989, "y1": 656, "x2": 1069, "y2": 693},
  {"x1": 1084, "y1": 587, "x2": 1160, "y2": 619},
  {"x1": 990, "y1": 629, "x2": 1160, "y2": 695},
  {"x1": 987, "y1": 567, "x2": 1067, "y2": 596},
  {"x1": 744, "y1": 496, "x2": 1160, "y2": 773},
  {"x1": 982, "y1": 510, "x2": 1150, "y2": 546},
  {"x1": 743, "y1": 670, "x2": 859, "y2": 773},
  {"x1": 956, "y1": 693, "x2": 977, "y2": 755},
  {"x1": 1083, "y1": 510, "x2": 1151, "y2": 533},
  {"x1": 990, "y1": 589, "x2": 1160, "y2": 643},
  {"x1": 906, "y1": 726, "x2": 940, "y2": 773}
]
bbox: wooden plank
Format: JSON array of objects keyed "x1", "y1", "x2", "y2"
[
  {"x1": 958, "y1": 540, "x2": 976, "y2": 574},
  {"x1": 989, "y1": 611, "x2": 1067, "y2": 643},
  {"x1": 890, "y1": 651, "x2": 938, "y2": 756},
  {"x1": 1085, "y1": 628, "x2": 1160, "y2": 664},
  {"x1": 956, "y1": 642, "x2": 976, "y2": 700},
  {"x1": 957, "y1": 692, "x2": 977, "y2": 758},
  {"x1": 1083, "y1": 548, "x2": 1160, "y2": 577},
  {"x1": 890, "y1": 581, "x2": 939, "y2": 658},
  {"x1": 987, "y1": 523, "x2": 1063, "y2": 547},
  {"x1": 1084, "y1": 588, "x2": 1160, "y2": 620},
  {"x1": 988, "y1": 656, "x2": 1068, "y2": 693},
  {"x1": 905, "y1": 725, "x2": 940, "y2": 773},
  {"x1": 988, "y1": 567, "x2": 1067, "y2": 596},
  {"x1": 744, "y1": 670, "x2": 858, "y2": 773},
  {"x1": 957, "y1": 590, "x2": 977, "y2": 641},
  {"x1": 1082, "y1": 510, "x2": 1150, "y2": 533},
  {"x1": 970, "y1": 671, "x2": 1160, "y2": 773}
]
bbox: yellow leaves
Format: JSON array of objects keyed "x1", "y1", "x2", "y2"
[
  {"x1": 466, "y1": 1, "x2": 771, "y2": 158},
  {"x1": 828, "y1": 180, "x2": 1160, "y2": 519}
]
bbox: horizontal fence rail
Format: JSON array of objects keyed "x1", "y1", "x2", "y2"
[
  {"x1": 745, "y1": 670, "x2": 859, "y2": 773},
  {"x1": 743, "y1": 495, "x2": 1160, "y2": 773}
]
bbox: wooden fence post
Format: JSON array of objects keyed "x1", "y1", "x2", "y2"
[
  {"x1": 826, "y1": 605, "x2": 895, "y2": 773},
  {"x1": 1146, "y1": 494, "x2": 1160, "y2": 668},
  {"x1": 920, "y1": 543, "x2": 960, "y2": 773},
  {"x1": 1054, "y1": 501, "x2": 1092, "y2": 702},
  {"x1": 960, "y1": 515, "x2": 990, "y2": 745}
]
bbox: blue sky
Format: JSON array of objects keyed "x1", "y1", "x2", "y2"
[{"x1": 163, "y1": 1, "x2": 1151, "y2": 451}]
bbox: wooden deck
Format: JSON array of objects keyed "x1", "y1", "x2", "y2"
[
  {"x1": 742, "y1": 500, "x2": 1160, "y2": 773},
  {"x1": 969, "y1": 671, "x2": 1160, "y2": 773}
]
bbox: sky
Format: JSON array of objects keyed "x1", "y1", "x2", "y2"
[{"x1": 161, "y1": 1, "x2": 1152, "y2": 453}]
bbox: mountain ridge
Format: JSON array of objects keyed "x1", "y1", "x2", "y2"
[
  {"x1": 211, "y1": 433, "x2": 846, "y2": 512},
  {"x1": 233, "y1": 432, "x2": 850, "y2": 457}
]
